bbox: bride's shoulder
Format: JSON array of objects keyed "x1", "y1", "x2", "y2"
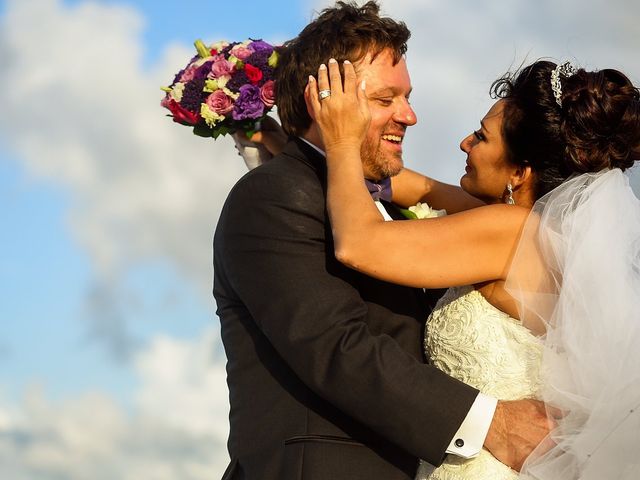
[{"x1": 452, "y1": 204, "x2": 533, "y2": 230}]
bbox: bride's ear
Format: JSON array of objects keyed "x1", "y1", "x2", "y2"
[{"x1": 510, "y1": 163, "x2": 533, "y2": 189}]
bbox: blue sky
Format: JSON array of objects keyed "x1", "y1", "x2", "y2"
[
  {"x1": 0, "y1": 1, "x2": 313, "y2": 476},
  {"x1": 0, "y1": 0, "x2": 309, "y2": 398},
  {"x1": 1, "y1": 0, "x2": 639, "y2": 478},
  {"x1": 0, "y1": 0, "x2": 304, "y2": 386}
]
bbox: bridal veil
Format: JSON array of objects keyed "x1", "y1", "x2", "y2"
[{"x1": 505, "y1": 168, "x2": 640, "y2": 479}]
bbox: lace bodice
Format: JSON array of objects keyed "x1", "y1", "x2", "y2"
[{"x1": 417, "y1": 286, "x2": 543, "y2": 480}]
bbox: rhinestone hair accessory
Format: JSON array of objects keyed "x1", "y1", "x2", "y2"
[{"x1": 551, "y1": 61, "x2": 578, "y2": 107}]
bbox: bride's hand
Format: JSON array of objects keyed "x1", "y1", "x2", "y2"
[
  {"x1": 247, "y1": 116, "x2": 288, "y2": 156},
  {"x1": 306, "y1": 58, "x2": 370, "y2": 154},
  {"x1": 232, "y1": 116, "x2": 288, "y2": 170}
]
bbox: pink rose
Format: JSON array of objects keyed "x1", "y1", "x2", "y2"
[
  {"x1": 230, "y1": 44, "x2": 253, "y2": 60},
  {"x1": 179, "y1": 65, "x2": 198, "y2": 83},
  {"x1": 206, "y1": 90, "x2": 234, "y2": 115},
  {"x1": 211, "y1": 58, "x2": 235, "y2": 78},
  {"x1": 260, "y1": 80, "x2": 276, "y2": 107},
  {"x1": 160, "y1": 93, "x2": 172, "y2": 109}
]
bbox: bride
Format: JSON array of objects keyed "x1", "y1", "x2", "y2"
[{"x1": 304, "y1": 59, "x2": 640, "y2": 479}]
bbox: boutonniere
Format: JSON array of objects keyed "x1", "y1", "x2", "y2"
[{"x1": 400, "y1": 202, "x2": 447, "y2": 220}]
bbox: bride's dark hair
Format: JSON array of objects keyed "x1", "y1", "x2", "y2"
[{"x1": 491, "y1": 60, "x2": 640, "y2": 199}]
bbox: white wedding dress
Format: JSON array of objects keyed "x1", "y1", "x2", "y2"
[
  {"x1": 417, "y1": 169, "x2": 640, "y2": 479},
  {"x1": 415, "y1": 286, "x2": 543, "y2": 480}
]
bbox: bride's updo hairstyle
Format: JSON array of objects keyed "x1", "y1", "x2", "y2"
[{"x1": 491, "y1": 60, "x2": 640, "y2": 199}]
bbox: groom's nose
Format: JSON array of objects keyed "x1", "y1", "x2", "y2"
[{"x1": 393, "y1": 98, "x2": 417, "y2": 126}]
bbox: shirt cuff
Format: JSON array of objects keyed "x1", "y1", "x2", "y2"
[
  {"x1": 445, "y1": 393, "x2": 497, "y2": 459},
  {"x1": 374, "y1": 200, "x2": 394, "y2": 221}
]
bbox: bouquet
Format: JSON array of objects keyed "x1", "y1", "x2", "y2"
[{"x1": 161, "y1": 39, "x2": 278, "y2": 139}]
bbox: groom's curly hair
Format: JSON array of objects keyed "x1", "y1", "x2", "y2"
[{"x1": 275, "y1": 1, "x2": 410, "y2": 136}]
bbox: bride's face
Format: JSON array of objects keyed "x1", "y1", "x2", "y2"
[{"x1": 459, "y1": 100, "x2": 515, "y2": 204}]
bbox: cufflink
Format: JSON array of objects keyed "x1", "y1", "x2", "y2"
[{"x1": 454, "y1": 438, "x2": 464, "y2": 448}]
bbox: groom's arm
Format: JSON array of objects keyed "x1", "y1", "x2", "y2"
[
  {"x1": 446, "y1": 393, "x2": 497, "y2": 457},
  {"x1": 216, "y1": 165, "x2": 478, "y2": 465},
  {"x1": 380, "y1": 200, "x2": 498, "y2": 461}
]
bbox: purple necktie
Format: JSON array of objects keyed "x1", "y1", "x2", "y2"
[{"x1": 364, "y1": 177, "x2": 392, "y2": 202}]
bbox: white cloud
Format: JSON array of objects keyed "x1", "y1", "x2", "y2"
[
  {"x1": 0, "y1": 0, "x2": 253, "y2": 359},
  {"x1": 0, "y1": 1, "x2": 237, "y2": 477},
  {"x1": 0, "y1": 328, "x2": 230, "y2": 480},
  {"x1": 0, "y1": 0, "x2": 248, "y2": 292},
  {"x1": 2, "y1": 0, "x2": 640, "y2": 478},
  {"x1": 390, "y1": 0, "x2": 640, "y2": 183},
  {"x1": 3, "y1": 0, "x2": 638, "y2": 343},
  {"x1": 309, "y1": 0, "x2": 640, "y2": 186},
  {"x1": 134, "y1": 328, "x2": 229, "y2": 439}
]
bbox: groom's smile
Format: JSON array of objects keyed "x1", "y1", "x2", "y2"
[
  {"x1": 355, "y1": 49, "x2": 416, "y2": 181},
  {"x1": 381, "y1": 133, "x2": 404, "y2": 143},
  {"x1": 381, "y1": 130, "x2": 406, "y2": 150}
]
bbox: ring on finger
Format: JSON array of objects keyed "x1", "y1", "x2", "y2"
[{"x1": 318, "y1": 89, "x2": 331, "y2": 100}]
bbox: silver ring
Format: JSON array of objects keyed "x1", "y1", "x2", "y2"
[{"x1": 318, "y1": 89, "x2": 331, "y2": 100}]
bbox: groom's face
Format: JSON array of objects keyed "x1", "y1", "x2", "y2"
[{"x1": 355, "y1": 49, "x2": 416, "y2": 180}]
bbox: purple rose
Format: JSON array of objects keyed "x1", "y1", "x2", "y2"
[
  {"x1": 248, "y1": 40, "x2": 273, "y2": 55},
  {"x1": 232, "y1": 84, "x2": 265, "y2": 121},
  {"x1": 211, "y1": 58, "x2": 235, "y2": 78},
  {"x1": 260, "y1": 80, "x2": 276, "y2": 107},
  {"x1": 206, "y1": 90, "x2": 234, "y2": 115}
]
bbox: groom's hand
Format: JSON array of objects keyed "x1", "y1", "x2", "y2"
[{"x1": 483, "y1": 399, "x2": 554, "y2": 472}]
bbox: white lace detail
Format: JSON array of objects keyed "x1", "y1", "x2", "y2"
[{"x1": 416, "y1": 286, "x2": 543, "y2": 480}]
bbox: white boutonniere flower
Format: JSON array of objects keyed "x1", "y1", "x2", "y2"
[{"x1": 400, "y1": 202, "x2": 447, "y2": 219}]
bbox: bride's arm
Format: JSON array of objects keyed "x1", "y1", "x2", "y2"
[
  {"x1": 307, "y1": 60, "x2": 528, "y2": 288},
  {"x1": 333, "y1": 186, "x2": 526, "y2": 289},
  {"x1": 392, "y1": 167, "x2": 485, "y2": 213}
]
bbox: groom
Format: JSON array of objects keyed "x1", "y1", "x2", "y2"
[{"x1": 214, "y1": 2, "x2": 549, "y2": 479}]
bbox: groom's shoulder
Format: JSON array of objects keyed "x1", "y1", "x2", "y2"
[
  {"x1": 229, "y1": 140, "x2": 324, "y2": 200},
  {"x1": 223, "y1": 157, "x2": 323, "y2": 219},
  {"x1": 268, "y1": 137, "x2": 326, "y2": 178}
]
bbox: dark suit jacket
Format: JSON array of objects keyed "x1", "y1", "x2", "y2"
[{"x1": 213, "y1": 138, "x2": 478, "y2": 480}]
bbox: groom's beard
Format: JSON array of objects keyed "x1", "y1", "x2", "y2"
[{"x1": 361, "y1": 125, "x2": 405, "y2": 180}]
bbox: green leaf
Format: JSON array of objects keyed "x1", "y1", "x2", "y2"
[
  {"x1": 212, "y1": 125, "x2": 231, "y2": 139},
  {"x1": 194, "y1": 39, "x2": 210, "y2": 58},
  {"x1": 399, "y1": 208, "x2": 418, "y2": 220},
  {"x1": 193, "y1": 124, "x2": 214, "y2": 138}
]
